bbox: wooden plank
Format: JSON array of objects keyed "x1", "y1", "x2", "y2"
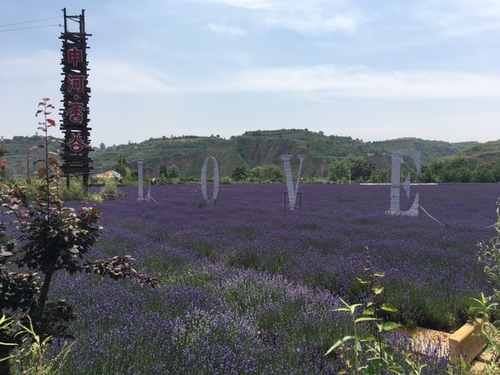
[
  {"x1": 393, "y1": 327, "x2": 450, "y2": 358},
  {"x1": 449, "y1": 320, "x2": 487, "y2": 363}
]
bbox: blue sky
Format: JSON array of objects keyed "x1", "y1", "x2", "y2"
[{"x1": 1, "y1": 0, "x2": 499, "y2": 147}]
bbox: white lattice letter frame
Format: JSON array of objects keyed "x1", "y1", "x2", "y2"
[
  {"x1": 201, "y1": 156, "x2": 220, "y2": 205},
  {"x1": 386, "y1": 150, "x2": 421, "y2": 217},
  {"x1": 281, "y1": 154, "x2": 306, "y2": 211}
]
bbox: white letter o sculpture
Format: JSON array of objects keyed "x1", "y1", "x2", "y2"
[{"x1": 201, "y1": 156, "x2": 219, "y2": 204}]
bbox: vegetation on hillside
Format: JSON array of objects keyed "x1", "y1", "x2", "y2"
[{"x1": 1, "y1": 129, "x2": 499, "y2": 182}]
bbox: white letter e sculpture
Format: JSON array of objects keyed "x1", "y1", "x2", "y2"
[{"x1": 385, "y1": 150, "x2": 421, "y2": 217}]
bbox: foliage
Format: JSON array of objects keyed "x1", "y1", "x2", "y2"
[
  {"x1": 2, "y1": 130, "x2": 499, "y2": 181},
  {"x1": 0, "y1": 315, "x2": 16, "y2": 363},
  {"x1": 167, "y1": 165, "x2": 180, "y2": 179},
  {"x1": 59, "y1": 178, "x2": 85, "y2": 201},
  {"x1": 478, "y1": 202, "x2": 500, "y2": 303},
  {"x1": 328, "y1": 158, "x2": 377, "y2": 182},
  {"x1": 0, "y1": 147, "x2": 8, "y2": 158},
  {"x1": 100, "y1": 179, "x2": 119, "y2": 200},
  {"x1": 159, "y1": 163, "x2": 167, "y2": 179},
  {"x1": 0, "y1": 99, "x2": 101, "y2": 374},
  {"x1": 84, "y1": 255, "x2": 159, "y2": 287},
  {"x1": 416, "y1": 158, "x2": 500, "y2": 183},
  {"x1": 471, "y1": 200, "x2": 500, "y2": 373},
  {"x1": 351, "y1": 159, "x2": 377, "y2": 182},
  {"x1": 248, "y1": 164, "x2": 284, "y2": 182},
  {"x1": 328, "y1": 159, "x2": 351, "y2": 182},
  {"x1": 325, "y1": 248, "x2": 426, "y2": 375},
  {"x1": 1, "y1": 175, "x2": 156, "y2": 360},
  {"x1": 2, "y1": 314, "x2": 74, "y2": 375},
  {"x1": 0, "y1": 98, "x2": 158, "y2": 375},
  {"x1": 369, "y1": 138, "x2": 478, "y2": 163},
  {"x1": 114, "y1": 156, "x2": 131, "y2": 180},
  {"x1": 231, "y1": 166, "x2": 248, "y2": 181}
]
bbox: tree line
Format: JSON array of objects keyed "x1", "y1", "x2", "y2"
[
  {"x1": 108, "y1": 156, "x2": 500, "y2": 184},
  {"x1": 230, "y1": 158, "x2": 500, "y2": 183},
  {"x1": 327, "y1": 157, "x2": 500, "y2": 183}
]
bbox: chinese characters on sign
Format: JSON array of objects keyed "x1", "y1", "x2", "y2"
[{"x1": 59, "y1": 8, "x2": 93, "y2": 186}]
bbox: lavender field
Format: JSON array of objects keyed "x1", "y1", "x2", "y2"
[{"x1": 52, "y1": 183, "x2": 499, "y2": 374}]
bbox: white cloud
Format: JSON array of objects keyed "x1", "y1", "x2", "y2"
[
  {"x1": 263, "y1": 12, "x2": 362, "y2": 34},
  {"x1": 0, "y1": 50, "x2": 59, "y2": 78},
  {"x1": 207, "y1": 0, "x2": 273, "y2": 10},
  {"x1": 207, "y1": 23, "x2": 248, "y2": 38},
  {"x1": 414, "y1": 0, "x2": 500, "y2": 37},
  {"x1": 190, "y1": 65, "x2": 500, "y2": 99},
  {"x1": 91, "y1": 60, "x2": 176, "y2": 95},
  {"x1": 205, "y1": 0, "x2": 366, "y2": 34}
]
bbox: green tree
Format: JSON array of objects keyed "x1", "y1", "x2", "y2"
[
  {"x1": 491, "y1": 163, "x2": 500, "y2": 183},
  {"x1": 159, "y1": 164, "x2": 168, "y2": 179},
  {"x1": 471, "y1": 202, "x2": 500, "y2": 373},
  {"x1": 426, "y1": 160, "x2": 445, "y2": 182},
  {"x1": 167, "y1": 165, "x2": 180, "y2": 179},
  {"x1": 250, "y1": 164, "x2": 283, "y2": 182},
  {"x1": 264, "y1": 164, "x2": 284, "y2": 181},
  {"x1": 471, "y1": 164, "x2": 492, "y2": 183},
  {"x1": 414, "y1": 165, "x2": 435, "y2": 183},
  {"x1": 0, "y1": 99, "x2": 158, "y2": 375},
  {"x1": 249, "y1": 166, "x2": 263, "y2": 181},
  {"x1": 447, "y1": 158, "x2": 472, "y2": 182},
  {"x1": 231, "y1": 166, "x2": 248, "y2": 181},
  {"x1": 369, "y1": 169, "x2": 389, "y2": 183},
  {"x1": 328, "y1": 159, "x2": 351, "y2": 182},
  {"x1": 424, "y1": 157, "x2": 473, "y2": 183},
  {"x1": 351, "y1": 159, "x2": 376, "y2": 182},
  {"x1": 114, "y1": 156, "x2": 131, "y2": 180}
]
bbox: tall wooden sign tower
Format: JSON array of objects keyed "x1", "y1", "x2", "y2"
[{"x1": 59, "y1": 8, "x2": 92, "y2": 189}]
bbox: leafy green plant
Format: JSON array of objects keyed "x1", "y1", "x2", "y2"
[
  {"x1": 1, "y1": 314, "x2": 73, "y2": 375},
  {"x1": 470, "y1": 200, "x2": 500, "y2": 373},
  {"x1": 100, "y1": 179, "x2": 119, "y2": 200},
  {"x1": 478, "y1": 201, "x2": 500, "y2": 304},
  {"x1": 0, "y1": 98, "x2": 158, "y2": 375},
  {"x1": 114, "y1": 156, "x2": 131, "y2": 180},
  {"x1": 11, "y1": 315, "x2": 74, "y2": 375},
  {"x1": 85, "y1": 193, "x2": 104, "y2": 202},
  {"x1": 325, "y1": 248, "x2": 426, "y2": 375},
  {"x1": 0, "y1": 315, "x2": 16, "y2": 364},
  {"x1": 59, "y1": 178, "x2": 85, "y2": 201}
]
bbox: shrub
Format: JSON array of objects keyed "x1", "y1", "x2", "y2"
[{"x1": 0, "y1": 98, "x2": 158, "y2": 375}]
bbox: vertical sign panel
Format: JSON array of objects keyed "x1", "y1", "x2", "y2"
[{"x1": 59, "y1": 8, "x2": 93, "y2": 187}]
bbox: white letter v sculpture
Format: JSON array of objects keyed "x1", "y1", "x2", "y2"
[{"x1": 281, "y1": 154, "x2": 306, "y2": 211}]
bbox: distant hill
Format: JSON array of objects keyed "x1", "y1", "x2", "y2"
[
  {"x1": 367, "y1": 138, "x2": 477, "y2": 164},
  {"x1": 440, "y1": 139, "x2": 500, "y2": 166},
  {"x1": 1, "y1": 130, "x2": 498, "y2": 179}
]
